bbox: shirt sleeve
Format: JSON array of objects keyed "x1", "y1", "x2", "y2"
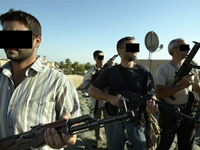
[
  {"x1": 145, "y1": 69, "x2": 156, "y2": 96},
  {"x1": 155, "y1": 66, "x2": 167, "y2": 86},
  {"x1": 83, "y1": 68, "x2": 95, "y2": 88},
  {"x1": 56, "y1": 75, "x2": 81, "y2": 119},
  {"x1": 92, "y1": 69, "x2": 108, "y2": 90}
]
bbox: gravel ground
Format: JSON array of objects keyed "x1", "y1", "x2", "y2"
[{"x1": 65, "y1": 90, "x2": 200, "y2": 150}]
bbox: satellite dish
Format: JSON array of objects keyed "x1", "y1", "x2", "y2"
[{"x1": 145, "y1": 31, "x2": 159, "y2": 52}]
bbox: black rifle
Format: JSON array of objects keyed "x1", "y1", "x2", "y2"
[
  {"x1": 173, "y1": 41, "x2": 200, "y2": 86},
  {"x1": 117, "y1": 90, "x2": 199, "y2": 122},
  {"x1": 93, "y1": 54, "x2": 118, "y2": 114},
  {"x1": 169, "y1": 41, "x2": 200, "y2": 100},
  {"x1": 0, "y1": 110, "x2": 134, "y2": 150}
]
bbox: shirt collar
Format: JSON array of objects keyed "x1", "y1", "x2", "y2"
[
  {"x1": 29, "y1": 58, "x2": 44, "y2": 73},
  {"x1": 94, "y1": 64, "x2": 102, "y2": 71},
  {"x1": 0, "y1": 59, "x2": 44, "y2": 77}
]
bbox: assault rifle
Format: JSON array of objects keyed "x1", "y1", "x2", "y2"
[
  {"x1": 169, "y1": 41, "x2": 200, "y2": 100},
  {"x1": 173, "y1": 41, "x2": 200, "y2": 86},
  {"x1": 117, "y1": 90, "x2": 200, "y2": 124},
  {"x1": 0, "y1": 110, "x2": 134, "y2": 150},
  {"x1": 92, "y1": 54, "x2": 118, "y2": 114}
]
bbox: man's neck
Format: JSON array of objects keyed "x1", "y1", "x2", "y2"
[
  {"x1": 11, "y1": 58, "x2": 36, "y2": 76},
  {"x1": 120, "y1": 61, "x2": 136, "y2": 68},
  {"x1": 171, "y1": 57, "x2": 184, "y2": 66},
  {"x1": 96, "y1": 63, "x2": 103, "y2": 69}
]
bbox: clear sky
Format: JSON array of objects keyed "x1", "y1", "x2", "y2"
[{"x1": 0, "y1": 0, "x2": 200, "y2": 65}]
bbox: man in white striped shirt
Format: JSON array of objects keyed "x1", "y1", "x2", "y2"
[{"x1": 0, "y1": 9, "x2": 80, "y2": 150}]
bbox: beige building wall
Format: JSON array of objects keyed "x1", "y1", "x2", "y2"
[{"x1": 135, "y1": 59, "x2": 170, "y2": 78}]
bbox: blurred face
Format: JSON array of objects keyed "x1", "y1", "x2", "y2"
[
  {"x1": 121, "y1": 40, "x2": 137, "y2": 61},
  {"x1": 94, "y1": 52, "x2": 104, "y2": 65},
  {"x1": 3, "y1": 21, "x2": 36, "y2": 63}
]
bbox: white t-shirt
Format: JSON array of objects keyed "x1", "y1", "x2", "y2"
[{"x1": 155, "y1": 62, "x2": 199, "y2": 105}]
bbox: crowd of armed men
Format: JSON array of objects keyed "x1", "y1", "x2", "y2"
[{"x1": 0, "y1": 9, "x2": 200, "y2": 150}]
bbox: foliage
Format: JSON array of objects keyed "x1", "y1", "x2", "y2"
[{"x1": 58, "y1": 58, "x2": 94, "y2": 75}]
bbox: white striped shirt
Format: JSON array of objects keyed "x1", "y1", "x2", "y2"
[{"x1": 0, "y1": 59, "x2": 80, "y2": 150}]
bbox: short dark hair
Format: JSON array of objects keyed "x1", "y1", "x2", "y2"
[
  {"x1": 0, "y1": 9, "x2": 42, "y2": 39},
  {"x1": 117, "y1": 36, "x2": 135, "y2": 50},
  {"x1": 93, "y1": 50, "x2": 103, "y2": 57}
]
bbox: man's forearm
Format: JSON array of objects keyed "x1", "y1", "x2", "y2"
[
  {"x1": 88, "y1": 85, "x2": 113, "y2": 102},
  {"x1": 85, "y1": 82, "x2": 91, "y2": 89},
  {"x1": 156, "y1": 84, "x2": 185, "y2": 99}
]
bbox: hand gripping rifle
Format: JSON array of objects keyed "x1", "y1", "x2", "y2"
[
  {"x1": 0, "y1": 110, "x2": 134, "y2": 150},
  {"x1": 117, "y1": 90, "x2": 200, "y2": 126},
  {"x1": 173, "y1": 41, "x2": 200, "y2": 86},
  {"x1": 170, "y1": 41, "x2": 200, "y2": 100},
  {"x1": 93, "y1": 54, "x2": 118, "y2": 114}
]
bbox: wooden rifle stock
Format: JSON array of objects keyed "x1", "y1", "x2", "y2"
[{"x1": 0, "y1": 111, "x2": 134, "y2": 150}]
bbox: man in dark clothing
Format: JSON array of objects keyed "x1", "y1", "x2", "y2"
[
  {"x1": 83, "y1": 50, "x2": 113, "y2": 148},
  {"x1": 88, "y1": 36, "x2": 159, "y2": 150}
]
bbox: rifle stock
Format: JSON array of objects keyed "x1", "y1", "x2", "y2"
[{"x1": 0, "y1": 111, "x2": 134, "y2": 150}]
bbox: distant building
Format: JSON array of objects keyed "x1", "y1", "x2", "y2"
[
  {"x1": 0, "y1": 58, "x2": 9, "y2": 67},
  {"x1": 0, "y1": 55, "x2": 56, "y2": 69}
]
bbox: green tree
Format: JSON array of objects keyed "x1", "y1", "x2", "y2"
[
  {"x1": 59, "y1": 61, "x2": 65, "y2": 69},
  {"x1": 71, "y1": 61, "x2": 80, "y2": 74},
  {"x1": 54, "y1": 61, "x2": 60, "y2": 68},
  {"x1": 84, "y1": 62, "x2": 94, "y2": 70},
  {"x1": 77, "y1": 64, "x2": 85, "y2": 74},
  {"x1": 65, "y1": 58, "x2": 72, "y2": 69}
]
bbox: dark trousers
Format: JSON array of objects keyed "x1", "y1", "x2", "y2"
[{"x1": 156, "y1": 109, "x2": 195, "y2": 150}]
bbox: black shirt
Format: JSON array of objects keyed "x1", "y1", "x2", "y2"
[{"x1": 92, "y1": 64, "x2": 155, "y2": 96}]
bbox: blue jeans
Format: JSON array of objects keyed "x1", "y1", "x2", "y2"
[{"x1": 106, "y1": 121, "x2": 147, "y2": 150}]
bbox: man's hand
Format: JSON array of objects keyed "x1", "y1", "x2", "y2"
[
  {"x1": 146, "y1": 100, "x2": 160, "y2": 114},
  {"x1": 44, "y1": 113, "x2": 76, "y2": 149},
  {"x1": 180, "y1": 73, "x2": 194, "y2": 88},
  {"x1": 106, "y1": 59, "x2": 114, "y2": 67},
  {"x1": 109, "y1": 94, "x2": 129, "y2": 107}
]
